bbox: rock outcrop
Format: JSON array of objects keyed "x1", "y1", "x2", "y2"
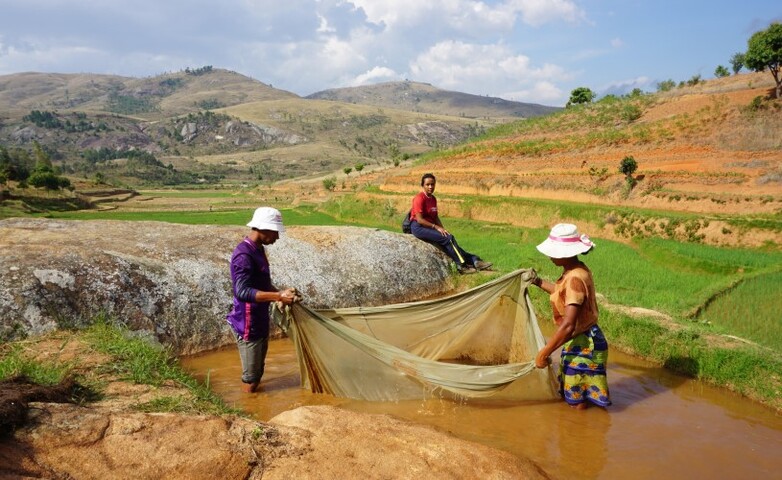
[
  {"x1": 0, "y1": 218, "x2": 452, "y2": 354},
  {"x1": 1, "y1": 403, "x2": 548, "y2": 480}
]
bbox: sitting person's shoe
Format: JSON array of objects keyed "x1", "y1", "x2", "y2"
[
  {"x1": 457, "y1": 265, "x2": 477, "y2": 274},
  {"x1": 474, "y1": 260, "x2": 493, "y2": 271}
]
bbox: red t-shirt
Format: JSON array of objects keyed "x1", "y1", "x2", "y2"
[{"x1": 411, "y1": 191, "x2": 438, "y2": 224}]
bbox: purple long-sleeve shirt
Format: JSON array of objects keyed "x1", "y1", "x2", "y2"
[{"x1": 226, "y1": 238, "x2": 274, "y2": 340}]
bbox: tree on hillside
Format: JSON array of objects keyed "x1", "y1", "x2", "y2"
[
  {"x1": 656, "y1": 79, "x2": 676, "y2": 92},
  {"x1": 744, "y1": 22, "x2": 782, "y2": 99},
  {"x1": 714, "y1": 65, "x2": 730, "y2": 78},
  {"x1": 730, "y1": 52, "x2": 745, "y2": 74},
  {"x1": 0, "y1": 145, "x2": 32, "y2": 182},
  {"x1": 343, "y1": 167, "x2": 352, "y2": 176},
  {"x1": 686, "y1": 74, "x2": 702, "y2": 86},
  {"x1": 567, "y1": 87, "x2": 595, "y2": 107},
  {"x1": 32, "y1": 141, "x2": 53, "y2": 172},
  {"x1": 24, "y1": 141, "x2": 71, "y2": 191},
  {"x1": 322, "y1": 176, "x2": 337, "y2": 191},
  {"x1": 619, "y1": 156, "x2": 638, "y2": 187},
  {"x1": 354, "y1": 163, "x2": 365, "y2": 175},
  {"x1": 28, "y1": 170, "x2": 70, "y2": 191}
]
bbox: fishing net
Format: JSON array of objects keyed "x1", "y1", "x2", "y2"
[{"x1": 273, "y1": 269, "x2": 558, "y2": 402}]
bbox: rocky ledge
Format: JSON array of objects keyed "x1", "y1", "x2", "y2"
[{"x1": 0, "y1": 218, "x2": 453, "y2": 354}]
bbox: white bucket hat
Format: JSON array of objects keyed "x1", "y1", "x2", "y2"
[
  {"x1": 536, "y1": 223, "x2": 595, "y2": 258},
  {"x1": 247, "y1": 207, "x2": 285, "y2": 232}
]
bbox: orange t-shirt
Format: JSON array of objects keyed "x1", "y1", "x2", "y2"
[{"x1": 549, "y1": 263, "x2": 599, "y2": 335}]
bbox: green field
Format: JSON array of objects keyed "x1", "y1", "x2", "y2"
[
  {"x1": 696, "y1": 271, "x2": 782, "y2": 351},
  {"x1": 43, "y1": 195, "x2": 782, "y2": 349},
  {"x1": 25, "y1": 193, "x2": 782, "y2": 409}
]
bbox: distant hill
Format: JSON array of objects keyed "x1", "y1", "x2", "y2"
[
  {"x1": 0, "y1": 69, "x2": 524, "y2": 188},
  {"x1": 0, "y1": 68, "x2": 297, "y2": 120},
  {"x1": 306, "y1": 81, "x2": 560, "y2": 119}
]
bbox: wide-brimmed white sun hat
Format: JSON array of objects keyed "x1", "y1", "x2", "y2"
[
  {"x1": 536, "y1": 223, "x2": 595, "y2": 258},
  {"x1": 247, "y1": 207, "x2": 285, "y2": 232}
]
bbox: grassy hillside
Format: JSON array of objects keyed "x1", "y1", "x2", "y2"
[
  {"x1": 0, "y1": 68, "x2": 295, "y2": 120},
  {"x1": 0, "y1": 69, "x2": 522, "y2": 190},
  {"x1": 306, "y1": 80, "x2": 560, "y2": 119},
  {"x1": 368, "y1": 71, "x2": 781, "y2": 248},
  {"x1": 213, "y1": 98, "x2": 487, "y2": 175}
]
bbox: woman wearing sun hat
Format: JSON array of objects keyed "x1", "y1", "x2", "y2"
[{"x1": 530, "y1": 223, "x2": 611, "y2": 409}]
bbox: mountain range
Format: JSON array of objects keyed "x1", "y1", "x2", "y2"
[{"x1": 0, "y1": 68, "x2": 559, "y2": 185}]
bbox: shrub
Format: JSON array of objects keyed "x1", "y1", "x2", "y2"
[
  {"x1": 687, "y1": 74, "x2": 702, "y2": 86},
  {"x1": 657, "y1": 79, "x2": 676, "y2": 92},
  {"x1": 748, "y1": 95, "x2": 765, "y2": 111},
  {"x1": 621, "y1": 104, "x2": 642, "y2": 123},
  {"x1": 619, "y1": 156, "x2": 638, "y2": 177},
  {"x1": 28, "y1": 171, "x2": 70, "y2": 190},
  {"x1": 322, "y1": 176, "x2": 337, "y2": 191}
]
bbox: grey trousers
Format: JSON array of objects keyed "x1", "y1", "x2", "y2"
[{"x1": 236, "y1": 335, "x2": 269, "y2": 384}]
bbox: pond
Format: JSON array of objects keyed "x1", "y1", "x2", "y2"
[{"x1": 182, "y1": 339, "x2": 782, "y2": 479}]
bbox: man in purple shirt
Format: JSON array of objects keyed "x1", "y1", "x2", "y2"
[{"x1": 227, "y1": 206, "x2": 297, "y2": 393}]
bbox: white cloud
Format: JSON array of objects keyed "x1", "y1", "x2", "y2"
[
  {"x1": 409, "y1": 41, "x2": 567, "y2": 98},
  {"x1": 317, "y1": 14, "x2": 337, "y2": 34},
  {"x1": 347, "y1": 0, "x2": 584, "y2": 32},
  {"x1": 349, "y1": 66, "x2": 399, "y2": 86},
  {"x1": 347, "y1": 0, "x2": 434, "y2": 28},
  {"x1": 0, "y1": 40, "x2": 109, "y2": 75},
  {"x1": 0, "y1": 0, "x2": 589, "y2": 103},
  {"x1": 611, "y1": 37, "x2": 624, "y2": 48},
  {"x1": 502, "y1": 81, "x2": 564, "y2": 104}
]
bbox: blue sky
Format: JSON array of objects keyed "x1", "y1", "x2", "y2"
[{"x1": 0, "y1": 0, "x2": 779, "y2": 106}]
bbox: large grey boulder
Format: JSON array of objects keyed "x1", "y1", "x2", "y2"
[{"x1": 0, "y1": 218, "x2": 452, "y2": 354}]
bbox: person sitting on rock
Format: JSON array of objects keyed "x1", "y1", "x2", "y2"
[
  {"x1": 226, "y1": 206, "x2": 299, "y2": 393},
  {"x1": 408, "y1": 173, "x2": 492, "y2": 275}
]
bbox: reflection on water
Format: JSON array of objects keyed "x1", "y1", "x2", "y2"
[{"x1": 182, "y1": 339, "x2": 782, "y2": 479}]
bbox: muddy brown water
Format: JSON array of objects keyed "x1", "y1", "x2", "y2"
[{"x1": 182, "y1": 339, "x2": 782, "y2": 479}]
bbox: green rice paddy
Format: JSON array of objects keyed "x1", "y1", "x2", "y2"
[{"x1": 35, "y1": 193, "x2": 782, "y2": 408}]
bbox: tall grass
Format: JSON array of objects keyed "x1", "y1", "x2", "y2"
[
  {"x1": 81, "y1": 317, "x2": 238, "y2": 415},
  {"x1": 0, "y1": 318, "x2": 238, "y2": 414},
  {"x1": 696, "y1": 271, "x2": 782, "y2": 350},
  {"x1": 598, "y1": 309, "x2": 781, "y2": 409},
  {"x1": 317, "y1": 194, "x2": 780, "y2": 318},
  {"x1": 0, "y1": 343, "x2": 73, "y2": 385}
]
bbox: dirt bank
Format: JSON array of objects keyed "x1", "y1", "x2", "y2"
[{"x1": 0, "y1": 333, "x2": 549, "y2": 480}]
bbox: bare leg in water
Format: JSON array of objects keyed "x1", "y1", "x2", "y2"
[{"x1": 243, "y1": 382, "x2": 259, "y2": 393}]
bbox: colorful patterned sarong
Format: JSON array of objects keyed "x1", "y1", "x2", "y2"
[{"x1": 559, "y1": 324, "x2": 611, "y2": 407}]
